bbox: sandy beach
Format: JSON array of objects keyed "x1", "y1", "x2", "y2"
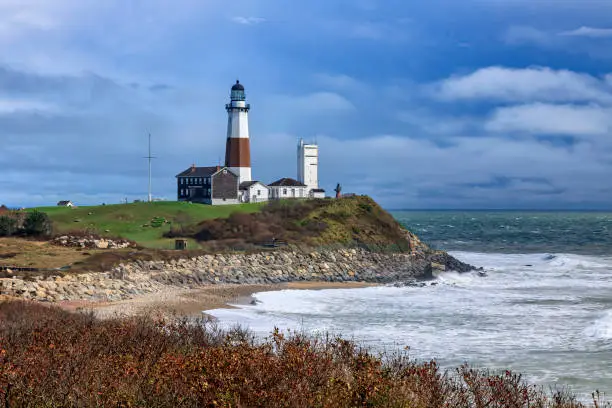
[{"x1": 54, "y1": 281, "x2": 377, "y2": 320}]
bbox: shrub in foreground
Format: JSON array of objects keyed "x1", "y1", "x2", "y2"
[{"x1": 0, "y1": 300, "x2": 608, "y2": 407}]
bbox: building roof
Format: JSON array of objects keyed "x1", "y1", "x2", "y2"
[
  {"x1": 231, "y1": 80, "x2": 244, "y2": 91},
  {"x1": 268, "y1": 178, "x2": 307, "y2": 187},
  {"x1": 176, "y1": 165, "x2": 220, "y2": 178},
  {"x1": 239, "y1": 181, "x2": 266, "y2": 190},
  {"x1": 57, "y1": 200, "x2": 72, "y2": 205}
]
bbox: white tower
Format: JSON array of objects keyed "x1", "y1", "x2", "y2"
[
  {"x1": 225, "y1": 80, "x2": 252, "y2": 184},
  {"x1": 297, "y1": 138, "x2": 319, "y2": 193}
]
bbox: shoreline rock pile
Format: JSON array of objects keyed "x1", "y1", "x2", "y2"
[
  {"x1": 0, "y1": 248, "x2": 476, "y2": 303},
  {"x1": 52, "y1": 235, "x2": 134, "y2": 249}
]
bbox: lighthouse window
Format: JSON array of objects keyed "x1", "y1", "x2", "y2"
[{"x1": 283, "y1": 188, "x2": 287, "y2": 195}]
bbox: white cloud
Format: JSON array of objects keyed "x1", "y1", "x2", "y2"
[
  {"x1": 312, "y1": 73, "x2": 365, "y2": 91},
  {"x1": 396, "y1": 110, "x2": 474, "y2": 135},
  {"x1": 503, "y1": 26, "x2": 552, "y2": 46},
  {"x1": 559, "y1": 26, "x2": 612, "y2": 38},
  {"x1": 231, "y1": 16, "x2": 266, "y2": 25},
  {"x1": 485, "y1": 103, "x2": 612, "y2": 137},
  {"x1": 0, "y1": 98, "x2": 55, "y2": 113},
  {"x1": 432, "y1": 66, "x2": 612, "y2": 104},
  {"x1": 279, "y1": 92, "x2": 355, "y2": 113}
]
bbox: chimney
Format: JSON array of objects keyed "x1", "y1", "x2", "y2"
[
  {"x1": 190, "y1": 163, "x2": 196, "y2": 173},
  {"x1": 216, "y1": 165, "x2": 221, "y2": 171}
]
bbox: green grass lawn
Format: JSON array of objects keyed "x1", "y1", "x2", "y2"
[{"x1": 31, "y1": 201, "x2": 266, "y2": 249}]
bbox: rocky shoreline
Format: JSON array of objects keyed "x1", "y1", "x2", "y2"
[{"x1": 0, "y1": 248, "x2": 476, "y2": 304}]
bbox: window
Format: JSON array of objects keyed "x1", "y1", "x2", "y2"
[
  {"x1": 257, "y1": 189, "x2": 261, "y2": 196},
  {"x1": 283, "y1": 188, "x2": 287, "y2": 195}
]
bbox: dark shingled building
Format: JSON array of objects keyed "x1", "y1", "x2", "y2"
[{"x1": 176, "y1": 165, "x2": 239, "y2": 205}]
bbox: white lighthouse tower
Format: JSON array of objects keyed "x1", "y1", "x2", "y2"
[
  {"x1": 297, "y1": 138, "x2": 319, "y2": 194},
  {"x1": 224, "y1": 80, "x2": 252, "y2": 184}
]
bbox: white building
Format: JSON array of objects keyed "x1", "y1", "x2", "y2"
[
  {"x1": 297, "y1": 138, "x2": 325, "y2": 198},
  {"x1": 311, "y1": 189, "x2": 325, "y2": 199},
  {"x1": 239, "y1": 181, "x2": 269, "y2": 203},
  {"x1": 297, "y1": 139, "x2": 318, "y2": 191},
  {"x1": 268, "y1": 178, "x2": 309, "y2": 200}
]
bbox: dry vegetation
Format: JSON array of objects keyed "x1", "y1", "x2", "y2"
[
  {"x1": 0, "y1": 238, "x2": 102, "y2": 270},
  {"x1": 167, "y1": 196, "x2": 413, "y2": 252},
  {"x1": 0, "y1": 299, "x2": 607, "y2": 407}
]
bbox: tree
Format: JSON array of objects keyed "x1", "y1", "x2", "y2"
[
  {"x1": 22, "y1": 211, "x2": 53, "y2": 237},
  {"x1": 0, "y1": 215, "x2": 17, "y2": 236}
]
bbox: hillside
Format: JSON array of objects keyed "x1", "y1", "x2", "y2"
[
  {"x1": 33, "y1": 201, "x2": 265, "y2": 249},
  {"x1": 2, "y1": 196, "x2": 472, "y2": 274},
  {"x1": 169, "y1": 196, "x2": 431, "y2": 255}
]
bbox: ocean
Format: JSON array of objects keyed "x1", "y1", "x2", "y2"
[{"x1": 207, "y1": 211, "x2": 612, "y2": 398}]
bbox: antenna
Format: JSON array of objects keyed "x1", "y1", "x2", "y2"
[{"x1": 144, "y1": 133, "x2": 157, "y2": 202}]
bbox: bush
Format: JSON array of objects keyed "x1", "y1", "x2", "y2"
[
  {"x1": 22, "y1": 210, "x2": 52, "y2": 237},
  {"x1": 0, "y1": 215, "x2": 17, "y2": 236},
  {"x1": 0, "y1": 300, "x2": 605, "y2": 407}
]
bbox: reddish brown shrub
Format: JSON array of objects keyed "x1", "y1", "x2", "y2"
[{"x1": 0, "y1": 300, "x2": 607, "y2": 407}]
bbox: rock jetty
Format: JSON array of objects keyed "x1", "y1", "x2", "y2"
[{"x1": 0, "y1": 248, "x2": 475, "y2": 303}]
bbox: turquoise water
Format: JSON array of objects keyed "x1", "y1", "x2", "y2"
[{"x1": 392, "y1": 211, "x2": 612, "y2": 255}]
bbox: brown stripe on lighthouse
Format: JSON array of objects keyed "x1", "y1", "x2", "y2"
[{"x1": 225, "y1": 137, "x2": 251, "y2": 167}]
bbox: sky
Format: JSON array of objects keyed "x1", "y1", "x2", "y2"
[{"x1": 2, "y1": 0, "x2": 612, "y2": 210}]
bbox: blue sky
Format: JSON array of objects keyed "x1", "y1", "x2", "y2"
[{"x1": 2, "y1": 0, "x2": 612, "y2": 209}]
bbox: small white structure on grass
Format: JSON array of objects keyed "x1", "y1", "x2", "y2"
[
  {"x1": 268, "y1": 178, "x2": 308, "y2": 200},
  {"x1": 311, "y1": 189, "x2": 326, "y2": 199},
  {"x1": 239, "y1": 181, "x2": 269, "y2": 203},
  {"x1": 57, "y1": 200, "x2": 74, "y2": 207}
]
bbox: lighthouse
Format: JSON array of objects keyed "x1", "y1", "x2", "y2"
[{"x1": 224, "y1": 80, "x2": 252, "y2": 184}]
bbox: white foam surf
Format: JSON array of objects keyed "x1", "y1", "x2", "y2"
[{"x1": 207, "y1": 251, "x2": 612, "y2": 398}]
